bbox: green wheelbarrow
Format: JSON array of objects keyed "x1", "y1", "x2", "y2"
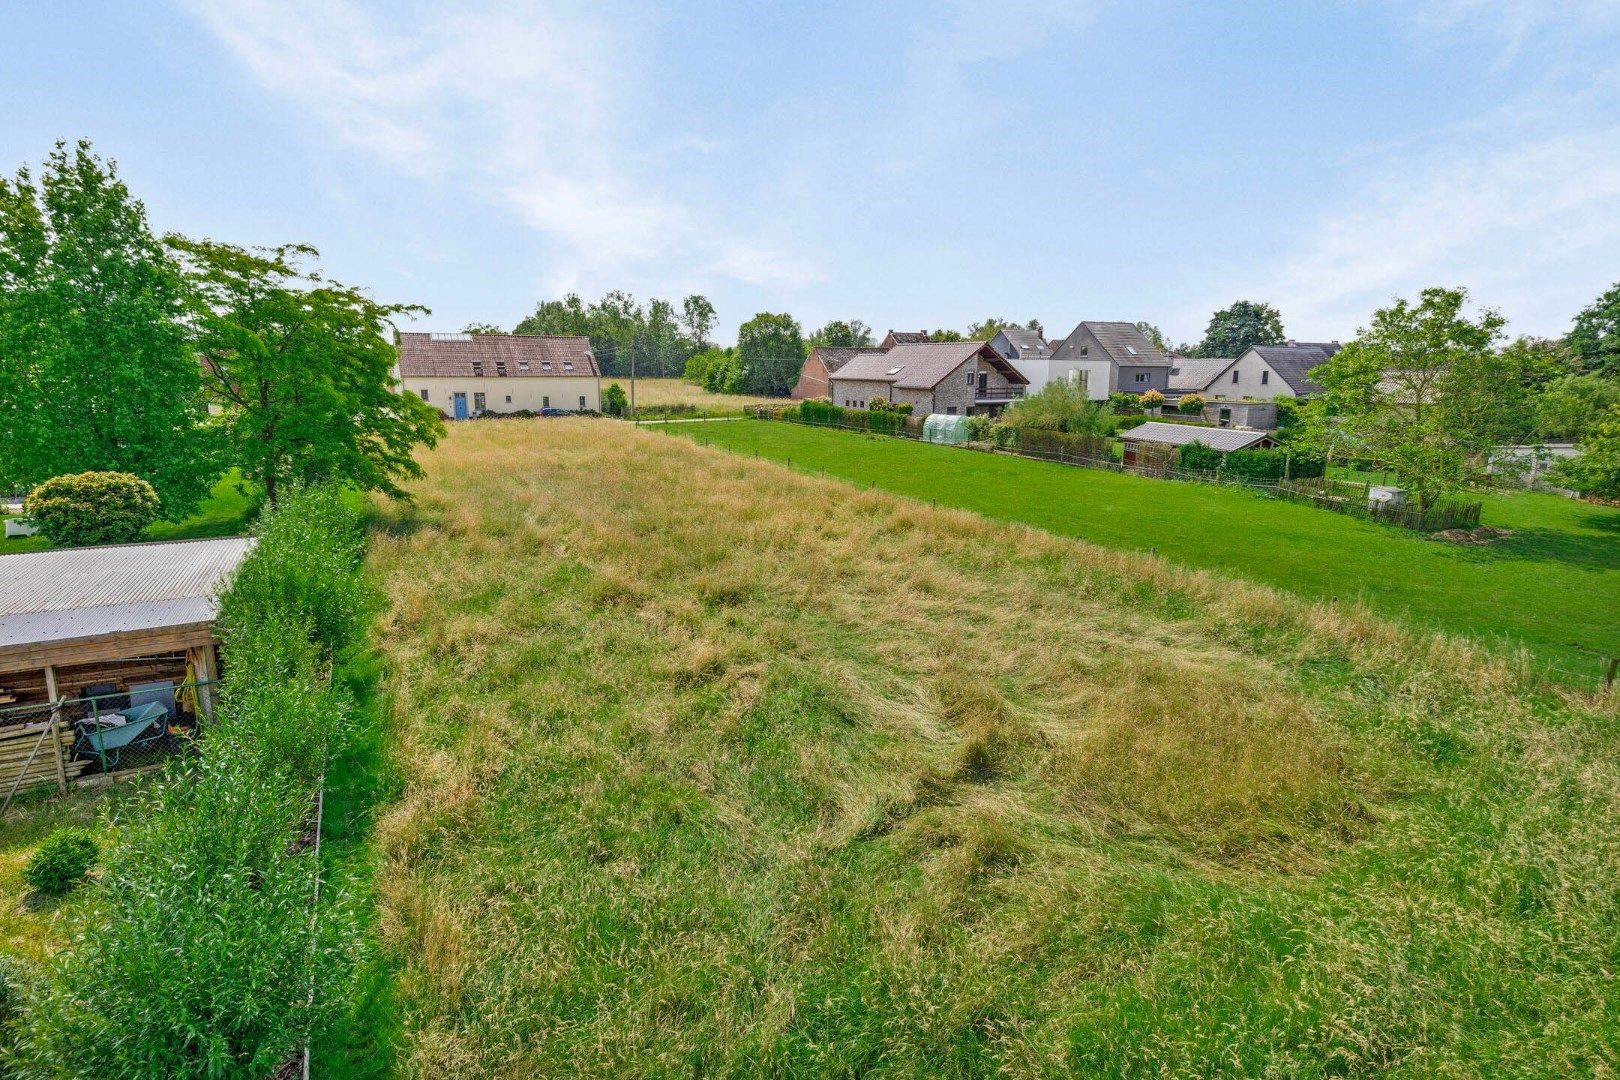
[{"x1": 72, "y1": 701, "x2": 169, "y2": 771}]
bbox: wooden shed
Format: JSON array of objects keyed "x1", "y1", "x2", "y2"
[{"x1": 0, "y1": 537, "x2": 253, "y2": 796}]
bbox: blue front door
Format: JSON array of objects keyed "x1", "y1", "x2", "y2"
[{"x1": 453, "y1": 392, "x2": 468, "y2": 420}]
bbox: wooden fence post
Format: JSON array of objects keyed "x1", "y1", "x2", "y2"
[{"x1": 44, "y1": 665, "x2": 68, "y2": 794}]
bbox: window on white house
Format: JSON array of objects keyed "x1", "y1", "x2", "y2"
[
  {"x1": 505, "y1": 395, "x2": 512, "y2": 403},
  {"x1": 579, "y1": 395, "x2": 586, "y2": 409},
  {"x1": 474, "y1": 392, "x2": 486, "y2": 411},
  {"x1": 1261, "y1": 370, "x2": 1270, "y2": 385},
  {"x1": 419, "y1": 389, "x2": 429, "y2": 401},
  {"x1": 1232, "y1": 370, "x2": 1240, "y2": 383},
  {"x1": 543, "y1": 395, "x2": 550, "y2": 408}
]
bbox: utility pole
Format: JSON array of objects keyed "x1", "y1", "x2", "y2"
[{"x1": 629, "y1": 343, "x2": 637, "y2": 419}]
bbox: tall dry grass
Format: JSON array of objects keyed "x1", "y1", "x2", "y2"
[{"x1": 366, "y1": 418, "x2": 1620, "y2": 1077}]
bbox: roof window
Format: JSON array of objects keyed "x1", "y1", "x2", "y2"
[
  {"x1": 886, "y1": 366, "x2": 903, "y2": 375},
  {"x1": 518, "y1": 361, "x2": 530, "y2": 372},
  {"x1": 563, "y1": 361, "x2": 574, "y2": 371},
  {"x1": 541, "y1": 361, "x2": 553, "y2": 370},
  {"x1": 1125, "y1": 345, "x2": 1138, "y2": 356},
  {"x1": 431, "y1": 332, "x2": 472, "y2": 341}
]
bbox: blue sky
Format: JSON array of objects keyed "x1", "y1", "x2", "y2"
[{"x1": 6, "y1": 1, "x2": 1619, "y2": 345}]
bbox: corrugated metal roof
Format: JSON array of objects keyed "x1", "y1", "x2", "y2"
[
  {"x1": 0, "y1": 537, "x2": 254, "y2": 648},
  {"x1": 1120, "y1": 422, "x2": 1270, "y2": 451}
]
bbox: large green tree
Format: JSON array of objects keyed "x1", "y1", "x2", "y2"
[
  {"x1": 736, "y1": 312, "x2": 805, "y2": 396},
  {"x1": 514, "y1": 290, "x2": 711, "y2": 377},
  {"x1": 965, "y1": 317, "x2": 1043, "y2": 341},
  {"x1": 170, "y1": 239, "x2": 444, "y2": 508},
  {"x1": 680, "y1": 294, "x2": 716, "y2": 351},
  {"x1": 1568, "y1": 281, "x2": 1620, "y2": 378},
  {"x1": 1194, "y1": 300, "x2": 1285, "y2": 358},
  {"x1": 1305, "y1": 287, "x2": 1508, "y2": 511},
  {"x1": 1537, "y1": 374, "x2": 1620, "y2": 442},
  {"x1": 0, "y1": 141, "x2": 215, "y2": 516},
  {"x1": 808, "y1": 319, "x2": 873, "y2": 349},
  {"x1": 1551, "y1": 403, "x2": 1620, "y2": 497}
]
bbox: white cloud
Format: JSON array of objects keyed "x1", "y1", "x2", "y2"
[
  {"x1": 1216, "y1": 9, "x2": 1620, "y2": 340},
  {"x1": 176, "y1": 0, "x2": 808, "y2": 289}
]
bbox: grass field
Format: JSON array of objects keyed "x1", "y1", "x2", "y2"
[
  {"x1": 665, "y1": 420, "x2": 1620, "y2": 685},
  {"x1": 363, "y1": 418, "x2": 1619, "y2": 1076},
  {"x1": 0, "y1": 471, "x2": 261, "y2": 556},
  {"x1": 612, "y1": 376, "x2": 781, "y2": 413}
]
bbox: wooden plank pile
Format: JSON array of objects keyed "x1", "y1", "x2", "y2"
[{"x1": 0, "y1": 718, "x2": 86, "y2": 794}]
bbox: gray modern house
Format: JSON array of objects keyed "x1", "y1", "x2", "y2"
[{"x1": 1045, "y1": 322, "x2": 1171, "y2": 400}]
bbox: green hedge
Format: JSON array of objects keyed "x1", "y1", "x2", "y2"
[
  {"x1": 795, "y1": 399, "x2": 911, "y2": 435},
  {"x1": 23, "y1": 471, "x2": 160, "y2": 547},
  {"x1": 18, "y1": 486, "x2": 370, "y2": 1078},
  {"x1": 1178, "y1": 441, "x2": 1325, "y2": 481}
]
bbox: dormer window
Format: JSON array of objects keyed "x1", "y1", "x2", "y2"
[
  {"x1": 495, "y1": 361, "x2": 507, "y2": 376},
  {"x1": 563, "y1": 361, "x2": 574, "y2": 372},
  {"x1": 471, "y1": 361, "x2": 484, "y2": 376},
  {"x1": 518, "y1": 361, "x2": 530, "y2": 372},
  {"x1": 541, "y1": 361, "x2": 553, "y2": 371}
]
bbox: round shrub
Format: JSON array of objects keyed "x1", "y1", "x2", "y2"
[
  {"x1": 1178, "y1": 393, "x2": 1205, "y2": 414},
  {"x1": 24, "y1": 472, "x2": 160, "y2": 547},
  {"x1": 25, "y1": 828, "x2": 99, "y2": 896},
  {"x1": 1140, "y1": 388, "x2": 1165, "y2": 408}
]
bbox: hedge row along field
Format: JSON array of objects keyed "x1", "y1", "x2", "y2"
[
  {"x1": 11, "y1": 487, "x2": 370, "y2": 1078},
  {"x1": 367, "y1": 419, "x2": 1619, "y2": 1075}
]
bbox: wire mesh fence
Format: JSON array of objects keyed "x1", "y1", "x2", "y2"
[
  {"x1": 0, "y1": 681, "x2": 217, "y2": 795},
  {"x1": 747, "y1": 410, "x2": 1485, "y2": 533}
]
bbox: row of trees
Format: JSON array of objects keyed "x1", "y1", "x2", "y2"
[
  {"x1": 0, "y1": 140, "x2": 444, "y2": 520},
  {"x1": 1297, "y1": 286, "x2": 1620, "y2": 506},
  {"x1": 505, "y1": 291, "x2": 716, "y2": 377}
]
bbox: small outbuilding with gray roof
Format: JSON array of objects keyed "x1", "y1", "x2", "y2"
[
  {"x1": 1119, "y1": 420, "x2": 1277, "y2": 465},
  {"x1": 0, "y1": 536, "x2": 254, "y2": 793}
]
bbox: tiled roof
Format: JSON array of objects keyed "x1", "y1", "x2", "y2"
[
  {"x1": 1167, "y1": 358, "x2": 1233, "y2": 392},
  {"x1": 883, "y1": 330, "x2": 932, "y2": 346},
  {"x1": 0, "y1": 537, "x2": 255, "y2": 652},
  {"x1": 396, "y1": 332, "x2": 599, "y2": 378},
  {"x1": 1249, "y1": 344, "x2": 1336, "y2": 394},
  {"x1": 1120, "y1": 421, "x2": 1270, "y2": 451},
  {"x1": 831, "y1": 341, "x2": 1028, "y2": 390},
  {"x1": 999, "y1": 328, "x2": 1048, "y2": 351},
  {"x1": 811, "y1": 346, "x2": 885, "y2": 374},
  {"x1": 1051, "y1": 321, "x2": 1170, "y2": 366}
]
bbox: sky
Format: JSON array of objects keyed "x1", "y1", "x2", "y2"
[{"x1": 5, "y1": 1, "x2": 1619, "y2": 346}]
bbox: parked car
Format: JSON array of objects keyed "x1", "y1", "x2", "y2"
[{"x1": 539, "y1": 408, "x2": 568, "y2": 417}]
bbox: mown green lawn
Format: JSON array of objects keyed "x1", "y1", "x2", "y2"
[
  {"x1": 0, "y1": 472, "x2": 261, "y2": 556},
  {"x1": 669, "y1": 421, "x2": 1620, "y2": 684}
]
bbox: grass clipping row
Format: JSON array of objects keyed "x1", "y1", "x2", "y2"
[{"x1": 368, "y1": 419, "x2": 1620, "y2": 1078}]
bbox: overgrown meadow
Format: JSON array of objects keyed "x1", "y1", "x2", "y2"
[{"x1": 365, "y1": 419, "x2": 1620, "y2": 1076}]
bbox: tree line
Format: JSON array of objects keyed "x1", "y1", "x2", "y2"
[{"x1": 0, "y1": 140, "x2": 444, "y2": 521}]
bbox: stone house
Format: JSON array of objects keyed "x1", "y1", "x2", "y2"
[{"x1": 828, "y1": 341, "x2": 1028, "y2": 417}]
